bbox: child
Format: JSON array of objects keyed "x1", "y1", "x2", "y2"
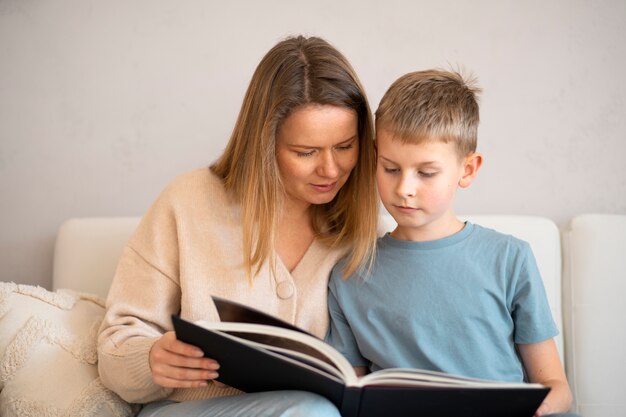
[{"x1": 326, "y1": 69, "x2": 575, "y2": 417}]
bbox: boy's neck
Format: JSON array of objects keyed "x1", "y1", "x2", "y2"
[{"x1": 390, "y1": 215, "x2": 465, "y2": 242}]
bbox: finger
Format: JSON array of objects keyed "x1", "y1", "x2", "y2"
[
  {"x1": 153, "y1": 333, "x2": 220, "y2": 369},
  {"x1": 160, "y1": 364, "x2": 219, "y2": 381},
  {"x1": 166, "y1": 335, "x2": 222, "y2": 368},
  {"x1": 150, "y1": 350, "x2": 219, "y2": 379},
  {"x1": 161, "y1": 331, "x2": 206, "y2": 357},
  {"x1": 534, "y1": 402, "x2": 549, "y2": 417},
  {"x1": 153, "y1": 373, "x2": 215, "y2": 389},
  {"x1": 151, "y1": 362, "x2": 220, "y2": 386},
  {"x1": 149, "y1": 332, "x2": 223, "y2": 389},
  {"x1": 154, "y1": 348, "x2": 220, "y2": 370}
]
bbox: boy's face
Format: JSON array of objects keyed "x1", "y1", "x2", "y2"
[{"x1": 376, "y1": 129, "x2": 479, "y2": 241}]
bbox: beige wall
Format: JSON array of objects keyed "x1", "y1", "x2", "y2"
[{"x1": 1, "y1": 0, "x2": 625, "y2": 288}]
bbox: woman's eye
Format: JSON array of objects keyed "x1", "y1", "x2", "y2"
[
  {"x1": 336, "y1": 143, "x2": 354, "y2": 151},
  {"x1": 419, "y1": 171, "x2": 437, "y2": 178},
  {"x1": 297, "y1": 150, "x2": 315, "y2": 157},
  {"x1": 384, "y1": 167, "x2": 399, "y2": 174}
]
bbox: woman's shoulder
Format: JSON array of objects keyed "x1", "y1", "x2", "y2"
[
  {"x1": 167, "y1": 167, "x2": 223, "y2": 190},
  {"x1": 159, "y1": 167, "x2": 227, "y2": 200},
  {"x1": 131, "y1": 168, "x2": 236, "y2": 246},
  {"x1": 144, "y1": 167, "x2": 235, "y2": 219}
]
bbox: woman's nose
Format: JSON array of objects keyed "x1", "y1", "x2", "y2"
[{"x1": 317, "y1": 151, "x2": 339, "y2": 178}]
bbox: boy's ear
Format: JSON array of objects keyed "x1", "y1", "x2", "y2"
[{"x1": 458, "y1": 152, "x2": 483, "y2": 188}]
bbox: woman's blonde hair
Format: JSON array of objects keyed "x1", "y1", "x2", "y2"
[{"x1": 211, "y1": 35, "x2": 378, "y2": 281}]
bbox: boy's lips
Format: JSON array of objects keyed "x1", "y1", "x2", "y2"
[{"x1": 394, "y1": 205, "x2": 419, "y2": 213}]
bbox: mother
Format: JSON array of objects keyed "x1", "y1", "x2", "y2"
[{"x1": 97, "y1": 35, "x2": 378, "y2": 416}]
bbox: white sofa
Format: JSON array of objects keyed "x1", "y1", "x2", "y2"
[{"x1": 1, "y1": 214, "x2": 624, "y2": 416}]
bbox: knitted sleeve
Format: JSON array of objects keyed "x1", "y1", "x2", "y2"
[{"x1": 97, "y1": 175, "x2": 185, "y2": 403}]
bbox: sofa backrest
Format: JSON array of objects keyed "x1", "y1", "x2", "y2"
[{"x1": 53, "y1": 214, "x2": 564, "y2": 360}]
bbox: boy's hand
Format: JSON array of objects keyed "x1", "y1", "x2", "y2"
[
  {"x1": 354, "y1": 366, "x2": 369, "y2": 377},
  {"x1": 534, "y1": 400, "x2": 551, "y2": 416},
  {"x1": 519, "y1": 339, "x2": 573, "y2": 415},
  {"x1": 149, "y1": 331, "x2": 221, "y2": 388}
]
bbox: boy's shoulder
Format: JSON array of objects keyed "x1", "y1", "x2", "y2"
[
  {"x1": 470, "y1": 223, "x2": 532, "y2": 253},
  {"x1": 471, "y1": 222, "x2": 523, "y2": 240},
  {"x1": 372, "y1": 223, "x2": 529, "y2": 249}
]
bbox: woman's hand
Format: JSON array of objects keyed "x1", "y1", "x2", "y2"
[{"x1": 149, "y1": 331, "x2": 220, "y2": 388}]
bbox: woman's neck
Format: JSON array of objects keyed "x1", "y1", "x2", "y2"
[{"x1": 276, "y1": 199, "x2": 315, "y2": 272}]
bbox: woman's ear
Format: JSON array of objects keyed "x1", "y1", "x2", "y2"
[{"x1": 458, "y1": 152, "x2": 483, "y2": 188}]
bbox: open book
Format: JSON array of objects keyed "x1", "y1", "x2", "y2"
[{"x1": 172, "y1": 296, "x2": 549, "y2": 417}]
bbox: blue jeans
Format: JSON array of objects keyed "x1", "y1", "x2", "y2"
[{"x1": 137, "y1": 390, "x2": 341, "y2": 417}]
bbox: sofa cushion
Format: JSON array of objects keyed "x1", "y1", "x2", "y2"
[{"x1": 0, "y1": 282, "x2": 136, "y2": 417}]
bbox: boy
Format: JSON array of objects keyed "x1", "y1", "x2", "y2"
[{"x1": 326, "y1": 70, "x2": 575, "y2": 416}]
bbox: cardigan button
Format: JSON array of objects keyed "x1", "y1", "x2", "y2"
[{"x1": 276, "y1": 281, "x2": 294, "y2": 299}]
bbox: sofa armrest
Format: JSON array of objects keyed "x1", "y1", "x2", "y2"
[
  {"x1": 562, "y1": 214, "x2": 626, "y2": 417},
  {"x1": 52, "y1": 217, "x2": 140, "y2": 299}
]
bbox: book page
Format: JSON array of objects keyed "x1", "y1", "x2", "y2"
[
  {"x1": 195, "y1": 320, "x2": 358, "y2": 384},
  {"x1": 358, "y1": 368, "x2": 546, "y2": 389},
  {"x1": 257, "y1": 344, "x2": 345, "y2": 380},
  {"x1": 213, "y1": 296, "x2": 313, "y2": 336},
  {"x1": 226, "y1": 330, "x2": 338, "y2": 368}
]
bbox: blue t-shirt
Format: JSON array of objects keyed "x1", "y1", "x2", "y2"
[{"x1": 326, "y1": 222, "x2": 558, "y2": 382}]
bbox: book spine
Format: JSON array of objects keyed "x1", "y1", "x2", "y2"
[{"x1": 340, "y1": 387, "x2": 362, "y2": 417}]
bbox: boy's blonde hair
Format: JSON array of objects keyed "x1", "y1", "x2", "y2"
[
  {"x1": 376, "y1": 69, "x2": 481, "y2": 157},
  {"x1": 211, "y1": 35, "x2": 378, "y2": 281}
]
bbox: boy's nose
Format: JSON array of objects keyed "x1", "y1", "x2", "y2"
[{"x1": 397, "y1": 176, "x2": 417, "y2": 197}]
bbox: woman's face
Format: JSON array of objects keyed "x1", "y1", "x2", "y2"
[{"x1": 276, "y1": 104, "x2": 359, "y2": 212}]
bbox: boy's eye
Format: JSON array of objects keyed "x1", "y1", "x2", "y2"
[{"x1": 419, "y1": 171, "x2": 437, "y2": 178}]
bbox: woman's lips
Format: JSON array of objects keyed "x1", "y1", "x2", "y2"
[{"x1": 310, "y1": 182, "x2": 337, "y2": 193}]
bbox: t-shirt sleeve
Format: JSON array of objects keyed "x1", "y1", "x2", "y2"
[
  {"x1": 325, "y1": 265, "x2": 368, "y2": 367},
  {"x1": 511, "y1": 241, "x2": 559, "y2": 344}
]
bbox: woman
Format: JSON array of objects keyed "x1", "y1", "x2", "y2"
[{"x1": 97, "y1": 35, "x2": 379, "y2": 416}]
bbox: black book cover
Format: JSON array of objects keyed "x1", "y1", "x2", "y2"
[
  {"x1": 172, "y1": 314, "x2": 549, "y2": 417},
  {"x1": 172, "y1": 315, "x2": 346, "y2": 405}
]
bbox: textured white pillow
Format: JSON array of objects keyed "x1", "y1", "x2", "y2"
[{"x1": 0, "y1": 282, "x2": 136, "y2": 417}]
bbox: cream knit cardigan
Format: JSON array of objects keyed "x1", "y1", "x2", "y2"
[{"x1": 97, "y1": 169, "x2": 347, "y2": 404}]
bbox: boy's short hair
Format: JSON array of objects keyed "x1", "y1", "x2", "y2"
[{"x1": 375, "y1": 69, "x2": 481, "y2": 157}]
